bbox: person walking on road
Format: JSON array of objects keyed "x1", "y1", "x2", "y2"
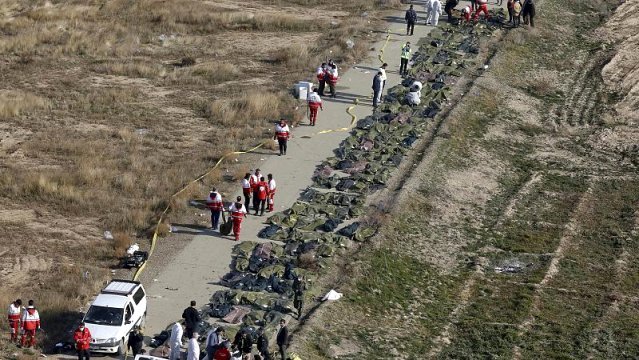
[
  {"x1": 73, "y1": 322, "x2": 91, "y2": 360},
  {"x1": 372, "y1": 71, "x2": 383, "y2": 108},
  {"x1": 473, "y1": 0, "x2": 490, "y2": 20},
  {"x1": 267, "y1": 174, "x2": 276, "y2": 212},
  {"x1": 128, "y1": 326, "x2": 144, "y2": 357},
  {"x1": 276, "y1": 319, "x2": 289, "y2": 360},
  {"x1": 379, "y1": 63, "x2": 388, "y2": 94},
  {"x1": 187, "y1": 333, "x2": 200, "y2": 360},
  {"x1": 229, "y1": 196, "x2": 248, "y2": 241},
  {"x1": 405, "y1": 5, "x2": 418, "y2": 35},
  {"x1": 7, "y1": 299, "x2": 22, "y2": 344},
  {"x1": 522, "y1": 0, "x2": 535, "y2": 27},
  {"x1": 424, "y1": 0, "x2": 434, "y2": 24},
  {"x1": 274, "y1": 119, "x2": 290, "y2": 156},
  {"x1": 169, "y1": 322, "x2": 184, "y2": 360},
  {"x1": 431, "y1": 0, "x2": 442, "y2": 26},
  {"x1": 316, "y1": 63, "x2": 326, "y2": 96},
  {"x1": 444, "y1": 0, "x2": 459, "y2": 23},
  {"x1": 400, "y1": 42, "x2": 411, "y2": 77},
  {"x1": 21, "y1": 300, "x2": 40, "y2": 348},
  {"x1": 206, "y1": 188, "x2": 223, "y2": 230},
  {"x1": 241, "y1": 173, "x2": 251, "y2": 210},
  {"x1": 307, "y1": 88, "x2": 323, "y2": 126},
  {"x1": 182, "y1": 301, "x2": 200, "y2": 339}
]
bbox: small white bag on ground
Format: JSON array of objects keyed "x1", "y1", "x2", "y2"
[{"x1": 322, "y1": 289, "x2": 343, "y2": 301}]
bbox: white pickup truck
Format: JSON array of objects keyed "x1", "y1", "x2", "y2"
[{"x1": 83, "y1": 280, "x2": 147, "y2": 355}]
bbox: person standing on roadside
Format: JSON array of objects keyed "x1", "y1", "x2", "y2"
[
  {"x1": 267, "y1": 174, "x2": 277, "y2": 212},
  {"x1": 444, "y1": 0, "x2": 459, "y2": 23},
  {"x1": 431, "y1": 0, "x2": 442, "y2": 26},
  {"x1": 316, "y1": 63, "x2": 326, "y2": 96},
  {"x1": 256, "y1": 328, "x2": 271, "y2": 360},
  {"x1": 405, "y1": 5, "x2": 418, "y2": 35},
  {"x1": 513, "y1": 0, "x2": 522, "y2": 27},
  {"x1": 399, "y1": 42, "x2": 411, "y2": 77},
  {"x1": 229, "y1": 196, "x2": 248, "y2": 241},
  {"x1": 73, "y1": 322, "x2": 91, "y2": 360},
  {"x1": 274, "y1": 119, "x2": 290, "y2": 156},
  {"x1": 326, "y1": 64, "x2": 338, "y2": 98},
  {"x1": 522, "y1": 0, "x2": 535, "y2": 27},
  {"x1": 379, "y1": 63, "x2": 388, "y2": 94},
  {"x1": 307, "y1": 88, "x2": 323, "y2": 126},
  {"x1": 276, "y1": 320, "x2": 289, "y2": 360},
  {"x1": 507, "y1": 0, "x2": 514, "y2": 23},
  {"x1": 182, "y1": 301, "x2": 200, "y2": 339},
  {"x1": 372, "y1": 71, "x2": 383, "y2": 108},
  {"x1": 7, "y1": 299, "x2": 22, "y2": 345},
  {"x1": 206, "y1": 188, "x2": 223, "y2": 230},
  {"x1": 241, "y1": 173, "x2": 251, "y2": 210},
  {"x1": 20, "y1": 300, "x2": 40, "y2": 348},
  {"x1": 251, "y1": 169, "x2": 262, "y2": 209},
  {"x1": 187, "y1": 333, "x2": 200, "y2": 360},
  {"x1": 254, "y1": 176, "x2": 269, "y2": 216},
  {"x1": 169, "y1": 322, "x2": 184, "y2": 360},
  {"x1": 206, "y1": 327, "x2": 225, "y2": 360}
]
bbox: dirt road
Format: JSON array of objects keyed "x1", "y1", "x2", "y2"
[{"x1": 142, "y1": 3, "x2": 441, "y2": 336}]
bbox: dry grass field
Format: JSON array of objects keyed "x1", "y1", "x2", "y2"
[{"x1": 0, "y1": 0, "x2": 398, "y2": 352}]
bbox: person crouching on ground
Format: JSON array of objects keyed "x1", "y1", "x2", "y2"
[
  {"x1": 274, "y1": 119, "x2": 290, "y2": 156},
  {"x1": 307, "y1": 88, "x2": 323, "y2": 126},
  {"x1": 229, "y1": 196, "x2": 247, "y2": 241}
]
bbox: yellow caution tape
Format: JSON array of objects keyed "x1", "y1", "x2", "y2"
[
  {"x1": 133, "y1": 141, "x2": 267, "y2": 281},
  {"x1": 378, "y1": 29, "x2": 392, "y2": 64}
]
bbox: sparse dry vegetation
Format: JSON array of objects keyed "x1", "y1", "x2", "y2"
[{"x1": 0, "y1": 0, "x2": 397, "y2": 352}]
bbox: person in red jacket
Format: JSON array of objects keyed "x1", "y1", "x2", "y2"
[
  {"x1": 473, "y1": 0, "x2": 490, "y2": 20},
  {"x1": 307, "y1": 88, "x2": 323, "y2": 126},
  {"x1": 326, "y1": 64, "x2": 338, "y2": 98},
  {"x1": 7, "y1": 299, "x2": 22, "y2": 344},
  {"x1": 273, "y1": 119, "x2": 290, "y2": 156},
  {"x1": 316, "y1": 63, "x2": 327, "y2": 96},
  {"x1": 254, "y1": 177, "x2": 269, "y2": 216},
  {"x1": 250, "y1": 169, "x2": 262, "y2": 212},
  {"x1": 206, "y1": 188, "x2": 224, "y2": 230},
  {"x1": 21, "y1": 300, "x2": 40, "y2": 348},
  {"x1": 229, "y1": 197, "x2": 247, "y2": 241},
  {"x1": 267, "y1": 174, "x2": 277, "y2": 212},
  {"x1": 461, "y1": 5, "x2": 472, "y2": 22},
  {"x1": 73, "y1": 322, "x2": 92, "y2": 360},
  {"x1": 213, "y1": 341, "x2": 232, "y2": 360}
]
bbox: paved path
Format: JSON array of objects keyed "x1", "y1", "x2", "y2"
[{"x1": 144, "y1": 1, "x2": 446, "y2": 335}]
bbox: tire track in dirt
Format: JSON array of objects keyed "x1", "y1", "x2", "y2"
[
  {"x1": 512, "y1": 182, "x2": 594, "y2": 359},
  {"x1": 495, "y1": 171, "x2": 543, "y2": 227}
]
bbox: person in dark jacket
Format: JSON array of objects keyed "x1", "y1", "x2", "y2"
[
  {"x1": 128, "y1": 327, "x2": 144, "y2": 357},
  {"x1": 276, "y1": 320, "x2": 289, "y2": 360},
  {"x1": 444, "y1": 0, "x2": 459, "y2": 23},
  {"x1": 522, "y1": 0, "x2": 536, "y2": 27},
  {"x1": 372, "y1": 72, "x2": 383, "y2": 108},
  {"x1": 405, "y1": 5, "x2": 418, "y2": 35},
  {"x1": 256, "y1": 328, "x2": 271, "y2": 360},
  {"x1": 233, "y1": 330, "x2": 253, "y2": 357},
  {"x1": 182, "y1": 300, "x2": 201, "y2": 339}
]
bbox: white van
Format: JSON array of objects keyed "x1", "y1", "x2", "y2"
[{"x1": 84, "y1": 280, "x2": 147, "y2": 354}]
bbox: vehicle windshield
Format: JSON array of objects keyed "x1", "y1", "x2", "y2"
[{"x1": 84, "y1": 306, "x2": 124, "y2": 326}]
